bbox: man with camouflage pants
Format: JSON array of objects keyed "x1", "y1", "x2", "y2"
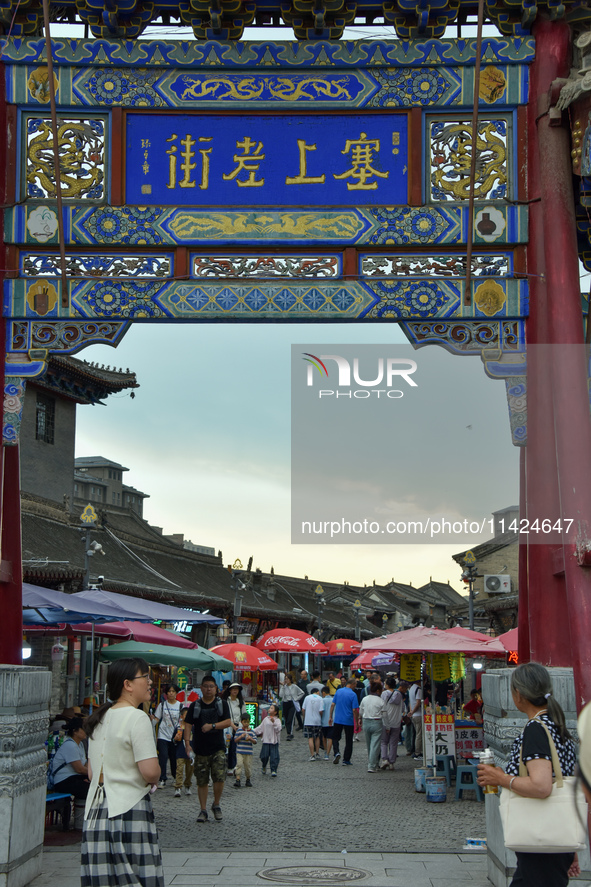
[{"x1": 184, "y1": 675, "x2": 232, "y2": 823}]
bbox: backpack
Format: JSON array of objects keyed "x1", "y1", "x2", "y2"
[{"x1": 191, "y1": 697, "x2": 224, "y2": 720}]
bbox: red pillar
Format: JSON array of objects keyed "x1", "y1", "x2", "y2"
[
  {"x1": 524, "y1": 19, "x2": 572, "y2": 667},
  {"x1": 526, "y1": 20, "x2": 591, "y2": 707},
  {"x1": 517, "y1": 448, "x2": 530, "y2": 661},
  {"x1": 0, "y1": 444, "x2": 22, "y2": 665},
  {"x1": 0, "y1": 59, "x2": 22, "y2": 665}
]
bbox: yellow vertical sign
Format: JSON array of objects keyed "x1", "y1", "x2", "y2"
[
  {"x1": 429, "y1": 654, "x2": 451, "y2": 682},
  {"x1": 400, "y1": 653, "x2": 422, "y2": 682},
  {"x1": 449, "y1": 652, "x2": 466, "y2": 681}
]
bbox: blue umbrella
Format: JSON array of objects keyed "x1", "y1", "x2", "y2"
[
  {"x1": 70, "y1": 588, "x2": 224, "y2": 624},
  {"x1": 23, "y1": 583, "x2": 152, "y2": 624}
]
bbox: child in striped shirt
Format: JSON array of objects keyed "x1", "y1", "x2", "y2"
[{"x1": 234, "y1": 713, "x2": 257, "y2": 788}]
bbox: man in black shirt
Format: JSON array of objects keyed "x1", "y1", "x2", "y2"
[{"x1": 184, "y1": 675, "x2": 231, "y2": 823}]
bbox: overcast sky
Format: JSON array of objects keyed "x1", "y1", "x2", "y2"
[{"x1": 75, "y1": 322, "x2": 518, "y2": 592}]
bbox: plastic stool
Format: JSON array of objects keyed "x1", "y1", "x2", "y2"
[
  {"x1": 454, "y1": 765, "x2": 484, "y2": 801},
  {"x1": 436, "y1": 754, "x2": 456, "y2": 787},
  {"x1": 46, "y1": 792, "x2": 73, "y2": 830}
]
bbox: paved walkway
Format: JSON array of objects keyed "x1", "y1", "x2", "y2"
[
  {"x1": 34, "y1": 849, "x2": 490, "y2": 887},
  {"x1": 151, "y1": 734, "x2": 486, "y2": 851},
  {"x1": 34, "y1": 735, "x2": 491, "y2": 887}
]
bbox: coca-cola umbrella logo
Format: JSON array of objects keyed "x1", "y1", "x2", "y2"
[
  {"x1": 263, "y1": 635, "x2": 322, "y2": 649},
  {"x1": 256, "y1": 629, "x2": 328, "y2": 653}
]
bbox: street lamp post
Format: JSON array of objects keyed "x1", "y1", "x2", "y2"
[
  {"x1": 461, "y1": 551, "x2": 479, "y2": 631},
  {"x1": 315, "y1": 584, "x2": 325, "y2": 635},
  {"x1": 314, "y1": 585, "x2": 325, "y2": 672},
  {"x1": 79, "y1": 504, "x2": 104, "y2": 706},
  {"x1": 462, "y1": 550, "x2": 480, "y2": 689},
  {"x1": 353, "y1": 599, "x2": 362, "y2": 642},
  {"x1": 230, "y1": 557, "x2": 250, "y2": 640}
]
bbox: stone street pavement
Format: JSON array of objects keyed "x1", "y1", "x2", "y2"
[
  {"x1": 31, "y1": 735, "x2": 492, "y2": 887},
  {"x1": 151, "y1": 733, "x2": 485, "y2": 852},
  {"x1": 34, "y1": 849, "x2": 491, "y2": 887}
]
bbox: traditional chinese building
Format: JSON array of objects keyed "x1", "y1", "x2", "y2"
[{"x1": 19, "y1": 355, "x2": 139, "y2": 508}]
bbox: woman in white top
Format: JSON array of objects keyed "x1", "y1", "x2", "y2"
[
  {"x1": 81, "y1": 658, "x2": 163, "y2": 887},
  {"x1": 152, "y1": 684, "x2": 182, "y2": 788},
  {"x1": 359, "y1": 681, "x2": 384, "y2": 773},
  {"x1": 279, "y1": 675, "x2": 305, "y2": 740},
  {"x1": 221, "y1": 683, "x2": 246, "y2": 775}
]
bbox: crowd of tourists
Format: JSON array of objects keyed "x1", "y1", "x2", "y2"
[{"x1": 45, "y1": 657, "x2": 591, "y2": 887}]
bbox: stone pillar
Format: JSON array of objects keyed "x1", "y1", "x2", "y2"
[
  {"x1": 0, "y1": 666, "x2": 51, "y2": 887},
  {"x1": 482, "y1": 668, "x2": 590, "y2": 887}
]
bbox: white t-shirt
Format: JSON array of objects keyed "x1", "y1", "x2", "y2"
[
  {"x1": 302, "y1": 693, "x2": 324, "y2": 726},
  {"x1": 227, "y1": 697, "x2": 245, "y2": 728},
  {"x1": 85, "y1": 706, "x2": 157, "y2": 819},
  {"x1": 359, "y1": 695, "x2": 384, "y2": 720},
  {"x1": 409, "y1": 684, "x2": 423, "y2": 715},
  {"x1": 154, "y1": 700, "x2": 182, "y2": 741}
]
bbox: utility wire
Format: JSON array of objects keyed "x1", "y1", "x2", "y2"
[{"x1": 103, "y1": 525, "x2": 182, "y2": 588}]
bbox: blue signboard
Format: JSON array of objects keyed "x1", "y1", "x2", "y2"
[{"x1": 125, "y1": 113, "x2": 408, "y2": 206}]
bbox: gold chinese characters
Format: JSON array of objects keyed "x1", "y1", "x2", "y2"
[{"x1": 160, "y1": 132, "x2": 394, "y2": 191}]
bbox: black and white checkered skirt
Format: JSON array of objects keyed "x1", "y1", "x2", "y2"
[{"x1": 81, "y1": 794, "x2": 164, "y2": 887}]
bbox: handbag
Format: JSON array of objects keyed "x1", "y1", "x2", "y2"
[{"x1": 499, "y1": 718, "x2": 588, "y2": 854}]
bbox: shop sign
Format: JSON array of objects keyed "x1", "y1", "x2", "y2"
[
  {"x1": 176, "y1": 667, "x2": 189, "y2": 689},
  {"x1": 428, "y1": 653, "x2": 451, "y2": 682},
  {"x1": 424, "y1": 713, "x2": 455, "y2": 759},
  {"x1": 126, "y1": 113, "x2": 408, "y2": 207},
  {"x1": 455, "y1": 724, "x2": 485, "y2": 758},
  {"x1": 448, "y1": 652, "x2": 466, "y2": 681},
  {"x1": 400, "y1": 653, "x2": 421, "y2": 681}
]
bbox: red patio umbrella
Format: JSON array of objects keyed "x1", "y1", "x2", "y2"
[
  {"x1": 256, "y1": 629, "x2": 328, "y2": 654},
  {"x1": 324, "y1": 638, "x2": 361, "y2": 656},
  {"x1": 26, "y1": 620, "x2": 198, "y2": 649},
  {"x1": 210, "y1": 643, "x2": 278, "y2": 671},
  {"x1": 350, "y1": 651, "x2": 379, "y2": 669}
]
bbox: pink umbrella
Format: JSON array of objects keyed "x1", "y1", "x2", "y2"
[
  {"x1": 26, "y1": 620, "x2": 198, "y2": 649},
  {"x1": 324, "y1": 638, "x2": 361, "y2": 656},
  {"x1": 495, "y1": 627, "x2": 518, "y2": 652},
  {"x1": 445, "y1": 626, "x2": 506, "y2": 658},
  {"x1": 256, "y1": 629, "x2": 328, "y2": 654},
  {"x1": 361, "y1": 625, "x2": 506, "y2": 655},
  {"x1": 210, "y1": 643, "x2": 278, "y2": 671},
  {"x1": 446, "y1": 626, "x2": 494, "y2": 642}
]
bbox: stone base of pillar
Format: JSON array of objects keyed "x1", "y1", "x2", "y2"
[
  {"x1": 482, "y1": 667, "x2": 590, "y2": 886},
  {"x1": 0, "y1": 665, "x2": 51, "y2": 887}
]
